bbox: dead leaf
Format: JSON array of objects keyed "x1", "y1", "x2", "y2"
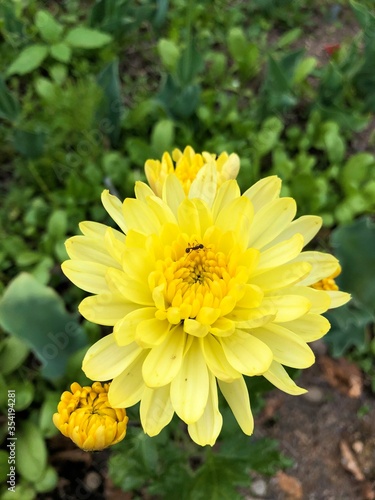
[
  {"x1": 362, "y1": 481, "x2": 375, "y2": 500},
  {"x1": 319, "y1": 356, "x2": 363, "y2": 398},
  {"x1": 276, "y1": 471, "x2": 303, "y2": 500},
  {"x1": 340, "y1": 439, "x2": 365, "y2": 481}
]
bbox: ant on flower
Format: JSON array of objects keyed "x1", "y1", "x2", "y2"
[{"x1": 185, "y1": 243, "x2": 204, "y2": 254}]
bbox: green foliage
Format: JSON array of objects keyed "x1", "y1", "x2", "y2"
[
  {"x1": 109, "y1": 423, "x2": 291, "y2": 499},
  {"x1": 0, "y1": 273, "x2": 88, "y2": 379}
]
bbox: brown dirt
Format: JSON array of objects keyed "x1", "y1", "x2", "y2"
[{"x1": 255, "y1": 344, "x2": 375, "y2": 500}]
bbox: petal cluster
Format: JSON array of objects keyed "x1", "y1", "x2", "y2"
[
  {"x1": 145, "y1": 145, "x2": 240, "y2": 199},
  {"x1": 53, "y1": 382, "x2": 128, "y2": 451},
  {"x1": 62, "y1": 168, "x2": 350, "y2": 446}
]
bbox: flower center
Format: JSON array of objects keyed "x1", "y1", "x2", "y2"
[{"x1": 151, "y1": 237, "x2": 249, "y2": 325}]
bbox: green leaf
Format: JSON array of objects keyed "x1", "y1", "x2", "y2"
[
  {"x1": 151, "y1": 119, "x2": 175, "y2": 157},
  {"x1": 13, "y1": 129, "x2": 46, "y2": 159},
  {"x1": 331, "y1": 216, "x2": 375, "y2": 315},
  {"x1": 50, "y1": 42, "x2": 72, "y2": 63},
  {"x1": 325, "y1": 302, "x2": 372, "y2": 356},
  {"x1": 47, "y1": 209, "x2": 67, "y2": 240},
  {"x1": 0, "y1": 273, "x2": 87, "y2": 380},
  {"x1": 35, "y1": 10, "x2": 64, "y2": 43},
  {"x1": 8, "y1": 379, "x2": 35, "y2": 410},
  {"x1": 16, "y1": 421, "x2": 47, "y2": 483},
  {"x1": 176, "y1": 42, "x2": 204, "y2": 86},
  {"x1": 34, "y1": 466, "x2": 58, "y2": 493},
  {"x1": 0, "y1": 76, "x2": 20, "y2": 121},
  {"x1": 158, "y1": 38, "x2": 180, "y2": 71},
  {"x1": 0, "y1": 450, "x2": 9, "y2": 483},
  {"x1": 6, "y1": 44, "x2": 49, "y2": 76},
  {"x1": 293, "y1": 56, "x2": 317, "y2": 84},
  {"x1": 96, "y1": 59, "x2": 122, "y2": 147},
  {"x1": 276, "y1": 27, "x2": 302, "y2": 48},
  {"x1": 189, "y1": 454, "x2": 248, "y2": 500},
  {"x1": 39, "y1": 392, "x2": 61, "y2": 437},
  {"x1": 65, "y1": 26, "x2": 112, "y2": 49},
  {"x1": 0, "y1": 336, "x2": 29, "y2": 375}
]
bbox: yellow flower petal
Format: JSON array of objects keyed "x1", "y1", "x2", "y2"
[
  {"x1": 220, "y1": 330, "x2": 273, "y2": 376},
  {"x1": 163, "y1": 174, "x2": 185, "y2": 216},
  {"x1": 243, "y1": 175, "x2": 281, "y2": 212},
  {"x1": 248, "y1": 197, "x2": 297, "y2": 249},
  {"x1": 101, "y1": 190, "x2": 127, "y2": 234},
  {"x1": 263, "y1": 360, "x2": 307, "y2": 395},
  {"x1": 292, "y1": 252, "x2": 340, "y2": 286},
  {"x1": 215, "y1": 197, "x2": 253, "y2": 249},
  {"x1": 114, "y1": 307, "x2": 156, "y2": 346},
  {"x1": 65, "y1": 235, "x2": 122, "y2": 268},
  {"x1": 250, "y1": 261, "x2": 312, "y2": 291},
  {"x1": 325, "y1": 291, "x2": 351, "y2": 308},
  {"x1": 212, "y1": 180, "x2": 241, "y2": 220},
  {"x1": 274, "y1": 286, "x2": 331, "y2": 314},
  {"x1": 188, "y1": 371, "x2": 223, "y2": 446},
  {"x1": 83, "y1": 334, "x2": 142, "y2": 381},
  {"x1": 218, "y1": 376, "x2": 254, "y2": 435},
  {"x1": 79, "y1": 294, "x2": 138, "y2": 326},
  {"x1": 109, "y1": 352, "x2": 148, "y2": 407},
  {"x1": 142, "y1": 326, "x2": 186, "y2": 387},
  {"x1": 263, "y1": 215, "x2": 322, "y2": 250},
  {"x1": 281, "y1": 313, "x2": 331, "y2": 342},
  {"x1": 251, "y1": 324, "x2": 315, "y2": 368},
  {"x1": 200, "y1": 335, "x2": 241, "y2": 382},
  {"x1": 61, "y1": 260, "x2": 109, "y2": 294},
  {"x1": 260, "y1": 294, "x2": 311, "y2": 322},
  {"x1": 123, "y1": 198, "x2": 162, "y2": 235},
  {"x1": 189, "y1": 162, "x2": 217, "y2": 207},
  {"x1": 257, "y1": 234, "x2": 304, "y2": 270},
  {"x1": 140, "y1": 385, "x2": 174, "y2": 436},
  {"x1": 79, "y1": 221, "x2": 124, "y2": 242},
  {"x1": 106, "y1": 268, "x2": 154, "y2": 305},
  {"x1": 170, "y1": 338, "x2": 209, "y2": 423},
  {"x1": 136, "y1": 318, "x2": 171, "y2": 347}
]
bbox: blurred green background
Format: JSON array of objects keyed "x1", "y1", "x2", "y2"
[{"x1": 0, "y1": 0, "x2": 374, "y2": 498}]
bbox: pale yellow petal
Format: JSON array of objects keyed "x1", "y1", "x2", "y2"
[
  {"x1": 142, "y1": 326, "x2": 186, "y2": 387},
  {"x1": 281, "y1": 313, "x2": 331, "y2": 342},
  {"x1": 251, "y1": 323, "x2": 315, "y2": 368},
  {"x1": 260, "y1": 294, "x2": 311, "y2": 322},
  {"x1": 257, "y1": 234, "x2": 304, "y2": 270},
  {"x1": 146, "y1": 195, "x2": 177, "y2": 226},
  {"x1": 163, "y1": 174, "x2": 185, "y2": 216},
  {"x1": 220, "y1": 330, "x2": 273, "y2": 376},
  {"x1": 61, "y1": 260, "x2": 109, "y2": 294},
  {"x1": 220, "y1": 152, "x2": 240, "y2": 180},
  {"x1": 209, "y1": 317, "x2": 236, "y2": 337},
  {"x1": 136, "y1": 318, "x2": 171, "y2": 347},
  {"x1": 189, "y1": 162, "x2": 217, "y2": 207},
  {"x1": 243, "y1": 175, "x2": 281, "y2": 212},
  {"x1": 108, "y1": 351, "x2": 148, "y2": 407},
  {"x1": 212, "y1": 180, "x2": 241, "y2": 220},
  {"x1": 79, "y1": 221, "x2": 125, "y2": 242},
  {"x1": 114, "y1": 307, "x2": 156, "y2": 345},
  {"x1": 184, "y1": 319, "x2": 210, "y2": 337},
  {"x1": 215, "y1": 197, "x2": 253, "y2": 249},
  {"x1": 134, "y1": 180, "x2": 155, "y2": 201},
  {"x1": 82, "y1": 333, "x2": 142, "y2": 381},
  {"x1": 123, "y1": 198, "x2": 161, "y2": 235},
  {"x1": 104, "y1": 227, "x2": 126, "y2": 264},
  {"x1": 79, "y1": 293, "x2": 139, "y2": 325},
  {"x1": 250, "y1": 261, "x2": 312, "y2": 291},
  {"x1": 248, "y1": 198, "x2": 297, "y2": 249},
  {"x1": 272, "y1": 286, "x2": 331, "y2": 314},
  {"x1": 65, "y1": 236, "x2": 122, "y2": 268},
  {"x1": 326, "y1": 291, "x2": 351, "y2": 308},
  {"x1": 177, "y1": 198, "x2": 201, "y2": 236},
  {"x1": 200, "y1": 335, "x2": 241, "y2": 382},
  {"x1": 188, "y1": 371, "x2": 223, "y2": 446},
  {"x1": 170, "y1": 338, "x2": 209, "y2": 423},
  {"x1": 292, "y1": 252, "x2": 339, "y2": 286},
  {"x1": 140, "y1": 385, "x2": 174, "y2": 436},
  {"x1": 262, "y1": 215, "x2": 322, "y2": 251},
  {"x1": 218, "y1": 376, "x2": 254, "y2": 435},
  {"x1": 106, "y1": 268, "x2": 153, "y2": 305},
  {"x1": 101, "y1": 190, "x2": 127, "y2": 234},
  {"x1": 263, "y1": 360, "x2": 307, "y2": 395}
]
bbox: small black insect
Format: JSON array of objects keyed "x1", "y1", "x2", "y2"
[{"x1": 185, "y1": 243, "x2": 204, "y2": 254}]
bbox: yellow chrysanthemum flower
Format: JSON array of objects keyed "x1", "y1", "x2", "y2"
[
  {"x1": 62, "y1": 174, "x2": 350, "y2": 446},
  {"x1": 53, "y1": 382, "x2": 128, "y2": 451},
  {"x1": 145, "y1": 145, "x2": 240, "y2": 198}
]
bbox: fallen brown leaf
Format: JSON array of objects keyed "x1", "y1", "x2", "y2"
[
  {"x1": 340, "y1": 439, "x2": 365, "y2": 481},
  {"x1": 276, "y1": 471, "x2": 303, "y2": 500},
  {"x1": 319, "y1": 356, "x2": 363, "y2": 398}
]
